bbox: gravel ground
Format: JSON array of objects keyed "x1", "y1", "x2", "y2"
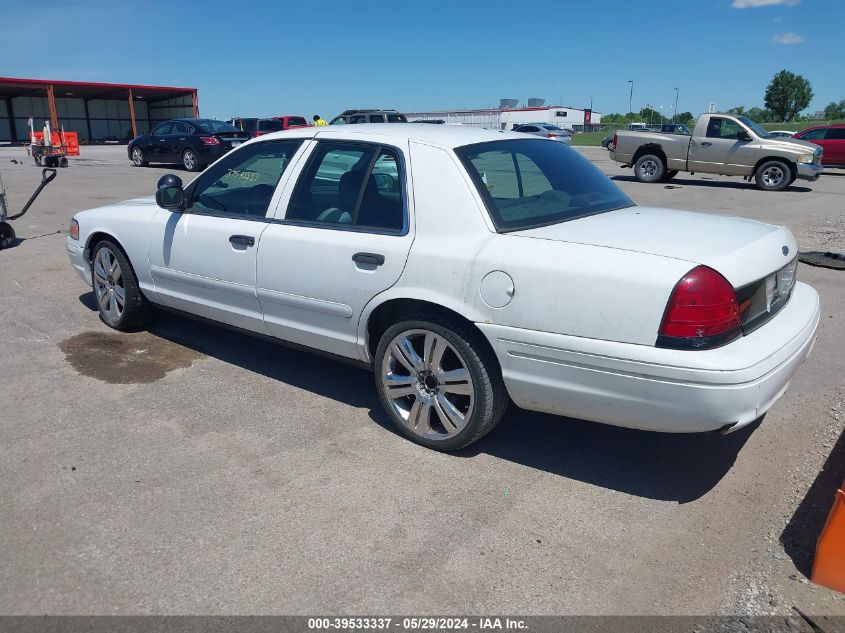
[{"x1": 0, "y1": 144, "x2": 843, "y2": 616}]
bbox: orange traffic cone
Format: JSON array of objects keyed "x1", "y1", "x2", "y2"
[{"x1": 811, "y1": 482, "x2": 845, "y2": 594}]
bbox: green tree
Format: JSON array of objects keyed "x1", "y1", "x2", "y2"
[
  {"x1": 727, "y1": 106, "x2": 746, "y2": 115},
  {"x1": 824, "y1": 100, "x2": 845, "y2": 119},
  {"x1": 746, "y1": 107, "x2": 775, "y2": 123},
  {"x1": 675, "y1": 111, "x2": 694, "y2": 125},
  {"x1": 764, "y1": 70, "x2": 813, "y2": 122}
]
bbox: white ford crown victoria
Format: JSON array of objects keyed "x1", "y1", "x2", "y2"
[{"x1": 66, "y1": 124, "x2": 819, "y2": 451}]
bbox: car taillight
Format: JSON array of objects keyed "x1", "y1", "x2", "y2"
[
  {"x1": 657, "y1": 265, "x2": 741, "y2": 350},
  {"x1": 547, "y1": 133, "x2": 557, "y2": 138},
  {"x1": 199, "y1": 136, "x2": 220, "y2": 145}
]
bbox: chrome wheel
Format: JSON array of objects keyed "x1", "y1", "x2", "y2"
[
  {"x1": 761, "y1": 165, "x2": 785, "y2": 188},
  {"x1": 381, "y1": 329, "x2": 475, "y2": 441},
  {"x1": 183, "y1": 150, "x2": 196, "y2": 171},
  {"x1": 93, "y1": 246, "x2": 125, "y2": 323},
  {"x1": 639, "y1": 159, "x2": 658, "y2": 178},
  {"x1": 131, "y1": 147, "x2": 143, "y2": 166}
]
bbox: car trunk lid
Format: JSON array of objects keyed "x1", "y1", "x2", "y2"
[{"x1": 512, "y1": 206, "x2": 797, "y2": 288}]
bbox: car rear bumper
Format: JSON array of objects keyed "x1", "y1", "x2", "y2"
[
  {"x1": 797, "y1": 162, "x2": 823, "y2": 181},
  {"x1": 478, "y1": 282, "x2": 820, "y2": 433}
]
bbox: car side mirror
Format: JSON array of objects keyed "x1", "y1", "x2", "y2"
[
  {"x1": 737, "y1": 129, "x2": 751, "y2": 141},
  {"x1": 155, "y1": 174, "x2": 185, "y2": 211}
]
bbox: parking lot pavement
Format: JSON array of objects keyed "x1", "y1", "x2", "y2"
[{"x1": 1, "y1": 144, "x2": 843, "y2": 615}]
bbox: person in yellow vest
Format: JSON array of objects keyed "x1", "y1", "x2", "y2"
[{"x1": 312, "y1": 115, "x2": 328, "y2": 127}]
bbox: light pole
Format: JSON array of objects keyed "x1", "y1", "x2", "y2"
[
  {"x1": 627, "y1": 80, "x2": 633, "y2": 116},
  {"x1": 673, "y1": 87, "x2": 679, "y2": 123}
]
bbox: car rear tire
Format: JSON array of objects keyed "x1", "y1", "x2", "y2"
[
  {"x1": 131, "y1": 147, "x2": 148, "y2": 167},
  {"x1": 755, "y1": 160, "x2": 791, "y2": 191},
  {"x1": 374, "y1": 313, "x2": 508, "y2": 451},
  {"x1": 182, "y1": 148, "x2": 200, "y2": 172},
  {"x1": 91, "y1": 239, "x2": 153, "y2": 331},
  {"x1": 634, "y1": 153, "x2": 665, "y2": 183},
  {"x1": 662, "y1": 170, "x2": 679, "y2": 181}
]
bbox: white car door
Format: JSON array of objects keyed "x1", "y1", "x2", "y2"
[
  {"x1": 148, "y1": 138, "x2": 306, "y2": 332},
  {"x1": 256, "y1": 138, "x2": 414, "y2": 360}
]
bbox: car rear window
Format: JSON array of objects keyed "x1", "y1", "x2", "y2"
[
  {"x1": 455, "y1": 139, "x2": 634, "y2": 232},
  {"x1": 195, "y1": 120, "x2": 240, "y2": 133},
  {"x1": 287, "y1": 117, "x2": 308, "y2": 127}
]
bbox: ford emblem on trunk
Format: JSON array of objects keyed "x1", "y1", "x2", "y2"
[{"x1": 782, "y1": 245, "x2": 789, "y2": 256}]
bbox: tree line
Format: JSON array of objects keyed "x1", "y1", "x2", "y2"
[{"x1": 603, "y1": 70, "x2": 841, "y2": 126}]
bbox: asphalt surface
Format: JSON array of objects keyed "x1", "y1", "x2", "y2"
[{"x1": 1, "y1": 145, "x2": 843, "y2": 615}]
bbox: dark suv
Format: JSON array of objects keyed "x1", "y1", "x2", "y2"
[
  {"x1": 128, "y1": 119, "x2": 250, "y2": 172},
  {"x1": 329, "y1": 109, "x2": 408, "y2": 124}
]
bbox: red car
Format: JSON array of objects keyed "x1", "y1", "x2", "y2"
[
  {"x1": 792, "y1": 124, "x2": 845, "y2": 167},
  {"x1": 272, "y1": 115, "x2": 310, "y2": 130}
]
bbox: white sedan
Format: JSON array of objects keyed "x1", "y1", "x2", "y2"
[{"x1": 66, "y1": 124, "x2": 820, "y2": 451}]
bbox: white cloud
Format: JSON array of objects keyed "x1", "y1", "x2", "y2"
[
  {"x1": 772, "y1": 32, "x2": 805, "y2": 44},
  {"x1": 732, "y1": 0, "x2": 799, "y2": 8}
]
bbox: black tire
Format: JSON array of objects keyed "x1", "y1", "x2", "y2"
[
  {"x1": 90, "y1": 238, "x2": 153, "y2": 330},
  {"x1": 755, "y1": 160, "x2": 791, "y2": 192},
  {"x1": 634, "y1": 153, "x2": 665, "y2": 183},
  {"x1": 0, "y1": 221, "x2": 15, "y2": 250},
  {"x1": 59, "y1": 156, "x2": 68, "y2": 168},
  {"x1": 662, "y1": 169, "x2": 679, "y2": 181},
  {"x1": 374, "y1": 313, "x2": 508, "y2": 451},
  {"x1": 130, "y1": 146, "x2": 148, "y2": 167},
  {"x1": 182, "y1": 148, "x2": 200, "y2": 172}
]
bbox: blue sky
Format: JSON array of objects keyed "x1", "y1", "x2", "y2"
[{"x1": 0, "y1": 0, "x2": 841, "y2": 119}]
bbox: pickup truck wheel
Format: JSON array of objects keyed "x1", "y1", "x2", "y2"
[
  {"x1": 634, "y1": 154, "x2": 665, "y2": 183},
  {"x1": 91, "y1": 239, "x2": 153, "y2": 331},
  {"x1": 374, "y1": 314, "x2": 508, "y2": 452},
  {"x1": 662, "y1": 170, "x2": 679, "y2": 181},
  {"x1": 755, "y1": 160, "x2": 790, "y2": 191}
]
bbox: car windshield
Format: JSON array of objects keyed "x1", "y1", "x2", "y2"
[
  {"x1": 194, "y1": 120, "x2": 239, "y2": 133},
  {"x1": 737, "y1": 116, "x2": 772, "y2": 138},
  {"x1": 455, "y1": 139, "x2": 634, "y2": 232}
]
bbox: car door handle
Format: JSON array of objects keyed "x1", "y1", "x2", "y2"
[
  {"x1": 229, "y1": 235, "x2": 255, "y2": 247},
  {"x1": 700, "y1": 141, "x2": 712, "y2": 147},
  {"x1": 352, "y1": 252, "x2": 385, "y2": 266}
]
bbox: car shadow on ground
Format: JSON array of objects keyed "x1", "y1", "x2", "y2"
[
  {"x1": 780, "y1": 427, "x2": 845, "y2": 576},
  {"x1": 78, "y1": 293, "x2": 756, "y2": 504},
  {"x1": 610, "y1": 174, "x2": 813, "y2": 193}
]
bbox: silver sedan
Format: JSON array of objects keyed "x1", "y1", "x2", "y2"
[{"x1": 513, "y1": 123, "x2": 572, "y2": 144}]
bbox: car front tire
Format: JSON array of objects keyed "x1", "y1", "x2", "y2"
[
  {"x1": 374, "y1": 313, "x2": 508, "y2": 451},
  {"x1": 131, "y1": 146, "x2": 148, "y2": 167},
  {"x1": 634, "y1": 153, "x2": 665, "y2": 183},
  {"x1": 91, "y1": 239, "x2": 153, "y2": 331}
]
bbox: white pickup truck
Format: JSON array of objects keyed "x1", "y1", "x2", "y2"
[{"x1": 610, "y1": 113, "x2": 823, "y2": 191}]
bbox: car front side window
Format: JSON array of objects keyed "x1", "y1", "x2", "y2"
[
  {"x1": 151, "y1": 123, "x2": 172, "y2": 136},
  {"x1": 187, "y1": 140, "x2": 303, "y2": 218}
]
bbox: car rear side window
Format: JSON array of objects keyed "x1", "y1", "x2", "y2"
[
  {"x1": 827, "y1": 128, "x2": 845, "y2": 140},
  {"x1": 387, "y1": 114, "x2": 407, "y2": 123},
  {"x1": 456, "y1": 139, "x2": 633, "y2": 232},
  {"x1": 286, "y1": 142, "x2": 405, "y2": 233},
  {"x1": 187, "y1": 140, "x2": 303, "y2": 217},
  {"x1": 368, "y1": 114, "x2": 385, "y2": 123}
]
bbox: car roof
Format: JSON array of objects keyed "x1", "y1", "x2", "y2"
[
  {"x1": 801, "y1": 124, "x2": 845, "y2": 129},
  {"x1": 256, "y1": 123, "x2": 529, "y2": 149}
]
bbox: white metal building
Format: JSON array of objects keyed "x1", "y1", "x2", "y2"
[{"x1": 403, "y1": 104, "x2": 602, "y2": 132}]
